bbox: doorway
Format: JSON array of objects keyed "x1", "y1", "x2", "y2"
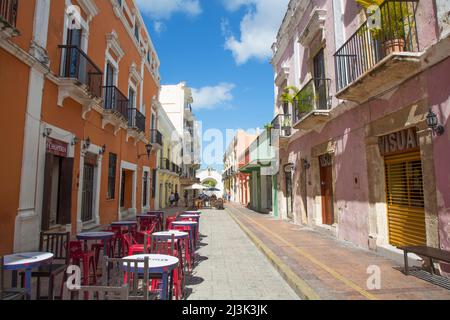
[
  {"x1": 319, "y1": 154, "x2": 334, "y2": 225},
  {"x1": 81, "y1": 162, "x2": 95, "y2": 223},
  {"x1": 285, "y1": 172, "x2": 293, "y2": 220}
]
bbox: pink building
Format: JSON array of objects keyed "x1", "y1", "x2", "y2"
[{"x1": 271, "y1": 0, "x2": 450, "y2": 267}]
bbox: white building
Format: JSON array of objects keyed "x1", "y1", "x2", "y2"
[{"x1": 160, "y1": 82, "x2": 201, "y2": 191}]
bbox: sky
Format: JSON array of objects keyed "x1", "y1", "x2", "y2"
[{"x1": 136, "y1": 0, "x2": 290, "y2": 170}]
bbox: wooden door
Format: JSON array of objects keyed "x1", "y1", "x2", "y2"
[
  {"x1": 41, "y1": 153, "x2": 55, "y2": 231},
  {"x1": 320, "y1": 155, "x2": 334, "y2": 225},
  {"x1": 81, "y1": 163, "x2": 95, "y2": 222}
]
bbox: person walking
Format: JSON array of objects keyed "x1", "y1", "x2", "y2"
[
  {"x1": 169, "y1": 192, "x2": 175, "y2": 207},
  {"x1": 174, "y1": 191, "x2": 180, "y2": 207},
  {"x1": 184, "y1": 190, "x2": 189, "y2": 208}
]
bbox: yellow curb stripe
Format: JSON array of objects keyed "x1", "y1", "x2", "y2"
[
  {"x1": 228, "y1": 206, "x2": 378, "y2": 301},
  {"x1": 227, "y1": 208, "x2": 321, "y2": 300}
]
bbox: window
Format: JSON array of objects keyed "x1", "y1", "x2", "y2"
[
  {"x1": 107, "y1": 153, "x2": 117, "y2": 200},
  {"x1": 129, "y1": 87, "x2": 136, "y2": 108},
  {"x1": 143, "y1": 171, "x2": 149, "y2": 207},
  {"x1": 134, "y1": 23, "x2": 140, "y2": 42}
]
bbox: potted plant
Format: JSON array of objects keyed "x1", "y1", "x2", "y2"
[{"x1": 356, "y1": 0, "x2": 414, "y2": 55}]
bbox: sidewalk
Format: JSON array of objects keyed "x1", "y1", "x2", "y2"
[{"x1": 226, "y1": 203, "x2": 450, "y2": 300}]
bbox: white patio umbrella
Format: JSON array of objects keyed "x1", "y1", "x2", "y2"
[{"x1": 184, "y1": 183, "x2": 208, "y2": 190}]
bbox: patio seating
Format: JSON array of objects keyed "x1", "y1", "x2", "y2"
[
  {"x1": 399, "y1": 246, "x2": 450, "y2": 276},
  {"x1": 0, "y1": 256, "x2": 26, "y2": 300},
  {"x1": 103, "y1": 256, "x2": 151, "y2": 300},
  {"x1": 22, "y1": 232, "x2": 70, "y2": 300},
  {"x1": 69, "y1": 241, "x2": 97, "y2": 286},
  {"x1": 122, "y1": 232, "x2": 151, "y2": 256},
  {"x1": 69, "y1": 284, "x2": 129, "y2": 300}
]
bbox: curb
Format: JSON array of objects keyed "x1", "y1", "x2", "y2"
[{"x1": 226, "y1": 206, "x2": 321, "y2": 300}]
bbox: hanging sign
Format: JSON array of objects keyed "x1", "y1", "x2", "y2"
[
  {"x1": 378, "y1": 127, "x2": 419, "y2": 156},
  {"x1": 46, "y1": 137, "x2": 68, "y2": 157}
]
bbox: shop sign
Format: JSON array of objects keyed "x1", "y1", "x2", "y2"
[
  {"x1": 378, "y1": 127, "x2": 418, "y2": 156},
  {"x1": 46, "y1": 138, "x2": 68, "y2": 157}
]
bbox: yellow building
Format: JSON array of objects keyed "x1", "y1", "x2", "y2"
[{"x1": 155, "y1": 102, "x2": 182, "y2": 209}]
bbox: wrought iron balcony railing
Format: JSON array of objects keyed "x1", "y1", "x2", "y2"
[
  {"x1": 149, "y1": 129, "x2": 163, "y2": 146},
  {"x1": 102, "y1": 86, "x2": 129, "y2": 120},
  {"x1": 59, "y1": 45, "x2": 103, "y2": 99},
  {"x1": 0, "y1": 0, "x2": 18, "y2": 29},
  {"x1": 334, "y1": 0, "x2": 419, "y2": 92},
  {"x1": 128, "y1": 108, "x2": 146, "y2": 133},
  {"x1": 293, "y1": 78, "x2": 331, "y2": 125},
  {"x1": 271, "y1": 114, "x2": 292, "y2": 138}
]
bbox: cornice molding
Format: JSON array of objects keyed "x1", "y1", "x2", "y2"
[
  {"x1": 298, "y1": 8, "x2": 327, "y2": 46},
  {"x1": 106, "y1": 30, "x2": 125, "y2": 61},
  {"x1": 78, "y1": 0, "x2": 99, "y2": 22}
]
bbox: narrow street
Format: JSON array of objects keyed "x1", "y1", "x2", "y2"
[{"x1": 185, "y1": 209, "x2": 299, "y2": 300}]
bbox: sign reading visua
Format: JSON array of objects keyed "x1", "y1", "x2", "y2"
[
  {"x1": 46, "y1": 137, "x2": 68, "y2": 157},
  {"x1": 378, "y1": 127, "x2": 419, "y2": 157}
]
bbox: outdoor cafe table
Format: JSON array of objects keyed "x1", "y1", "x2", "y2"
[
  {"x1": 77, "y1": 232, "x2": 115, "y2": 255},
  {"x1": 4, "y1": 252, "x2": 54, "y2": 299},
  {"x1": 111, "y1": 220, "x2": 138, "y2": 233},
  {"x1": 184, "y1": 211, "x2": 201, "y2": 214},
  {"x1": 123, "y1": 254, "x2": 179, "y2": 300},
  {"x1": 171, "y1": 221, "x2": 198, "y2": 249}
]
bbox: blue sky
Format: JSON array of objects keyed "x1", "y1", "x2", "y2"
[{"x1": 137, "y1": 0, "x2": 289, "y2": 170}]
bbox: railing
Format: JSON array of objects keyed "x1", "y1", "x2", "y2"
[
  {"x1": 0, "y1": 0, "x2": 18, "y2": 28},
  {"x1": 271, "y1": 114, "x2": 292, "y2": 137},
  {"x1": 159, "y1": 158, "x2": 171, "y2": 171},
  {"x1": 128, "y1": 108, "x2": 146, "y2": 133},
  {"x1": 334, "y1": 0, "x2": 419, "y2": 92},
  {"x1": 149, "y1": 129, "x2": 163, "y2": 146},
  {"x1": 102, "y1": 86, "x2": 129, "y2": 120},
  {"x1": 59, "y1": 45, "x2": 103, "y2": 99},
  {"x1": 293, "y1": 78, "x2": 331, "y2": 124}
]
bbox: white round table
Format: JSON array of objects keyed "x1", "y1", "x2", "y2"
[
  {"x1": 184, "y1": 211, "x2": 201, "y2": 214},
  {"x1": 152, "y1": 231, "x2": 189, "y2": 239},
  {"x1": 3, "y1": 252, "x2": 54, "y2": 299},
  {"x1": 123, "y1": 254, "x2": 179, "y2": 300},
  {"x1": 179, "y1": 214, "x2": 200, "y2": 219}
]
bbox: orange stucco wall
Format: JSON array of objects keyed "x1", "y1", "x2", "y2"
[
  {"x1": 0, "y1": 0, "x2": 160, "y2": 252},
  {"x1": 0, "y1": 49, "x2": 30, "y2": 255}
]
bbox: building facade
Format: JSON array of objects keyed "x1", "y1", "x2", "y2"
[
  {"x1": 159, "y1": 82, "x2": 201, "y2": 196},
  {"x1": 223, "y1": 130, "x2": 258, "y2": 205},
  {"x1": 154, "y1": 101, "x2": 182, "y2": 209},
  {"x1": 271, "y1": 0, "x2": 450, "y2": 264},
  {"x1": 0, "y1": 0, "x2": 161, "y2": 255}
]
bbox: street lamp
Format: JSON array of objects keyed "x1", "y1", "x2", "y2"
[
  {"x1": 99, "y1": 144, "x2": 107, "y2": 155},
  {"x1": 138, "y1": 143, "x2": 153, "y2": 159},
  {"x1": 83, "y1": 137, "x2": 91, "y2": 150},
  {"x1": 426, "y1": 109, "x2": 445, "y2": 136}
]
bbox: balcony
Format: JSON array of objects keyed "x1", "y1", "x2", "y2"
[
  {"x1": 292, "y1": 78, "x2": 331, "y2": 131},
  {"x1": 149, "y1": 129, "x2": 163, "y2": 149},
  {"x1": 127, "y1": 108, "x2": 146, "y2": 133},
  {"x1": 334, "y1": 0, "x2": 420, "y2": 103},
  {"x1": 57, "y1": 45, "x2": 103, "y2": 118},
  {"x1": 101, "y1": 86, "x2": 129, "y2": 134},
  {"x1": 159, "y1": 158, "x2": 170, "y2": 171},
  {"x1": 271, "y1": 114, "x2": 292, "y2": 147},
  {"x1": 0, "y1": 0, "x2": 19, "y2": 37}
]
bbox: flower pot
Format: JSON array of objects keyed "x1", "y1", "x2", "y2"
[{"x1": 382, "y1": 38, "x2": 405, "y2": 55}]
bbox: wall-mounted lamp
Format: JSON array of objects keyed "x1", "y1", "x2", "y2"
[
  {"x1": 99, "y1": 144, "x2": 107, "y2": 155},
  {"x1": 43, "y1": 128, "x2": 52, "y2": 138},
  {"x1": 138, "y1": 143, "x2": 153, "y2": 159},
  {"x1": 426, "y1": 109, "x2": 445, "y2": 136},
  {"x1": 71, "y1": 136, "x2": 79, "y2": 146},
  {"x1": 83, "y1": 137, "x2": 91, "y2": 150}
]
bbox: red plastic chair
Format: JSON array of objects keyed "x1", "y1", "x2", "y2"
[
  {"x1": 68, "y1": 241, "x2": 97, "y2": 285},
  {"x1": 171, "y1": 225, "x2": 194, "y2": 272}
]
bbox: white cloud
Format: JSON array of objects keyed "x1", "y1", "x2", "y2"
[
  {"x1": 136, "y1": 0, "x2": 202, "y2": 19},
  {"x1": 222, "y1": 0, "x2": 289, "y2": 65},
  {"x1": 153, "y1": 21, "x2": 166, "y2": 34},
  {"x1": 192, "y1": 83, "x2": 235, "y2": 110}
]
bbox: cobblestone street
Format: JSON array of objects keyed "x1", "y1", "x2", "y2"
[{"x1": 186, "y1": 209, "x2": 299, "y2": 300}]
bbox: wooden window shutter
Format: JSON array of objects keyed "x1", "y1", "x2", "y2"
[
  {"x1": 41, "y1": 153, "x2": 55, "y2": 231},
  {"x1": 58, "y1": 158, "x2": 75, "y2": 225}
]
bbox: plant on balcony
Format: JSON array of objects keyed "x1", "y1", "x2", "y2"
[
  {"x1": 280, "y1": 86, "x2": 299, "y2": 106},
  {"x1": 296, "y1": 82, "x2": 316, "y2": 115},
  {"x1": 356, "y1": 0, "x2": 415, "y2": 54}
]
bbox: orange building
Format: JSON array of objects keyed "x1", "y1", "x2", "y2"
[{"x1": 0, "y1": 0, "x2": 162, "y2": 254}]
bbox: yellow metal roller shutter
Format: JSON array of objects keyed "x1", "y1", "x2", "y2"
[{"x1": 385, "y1": 151, "x2": 426, "y2": 247}]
